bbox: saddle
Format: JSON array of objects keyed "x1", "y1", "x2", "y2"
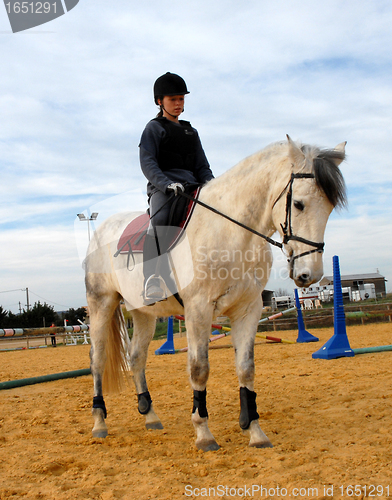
[{"x1": 116, "y1": 186, "x2": 201, "y2": 257}]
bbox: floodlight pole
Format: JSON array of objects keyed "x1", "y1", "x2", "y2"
[{"x1": 77, "y1": 213, "x2": 98, "y2": 241}]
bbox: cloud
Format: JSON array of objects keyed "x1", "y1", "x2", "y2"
[{"x1": 0, "y1": 225, "x2": 85, "y2": 311}]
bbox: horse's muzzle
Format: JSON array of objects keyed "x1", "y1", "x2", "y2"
[{"x1": 290, "y1": 258, "x2": 323, "y2": 287}]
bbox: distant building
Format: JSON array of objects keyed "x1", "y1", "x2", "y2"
[
  {"x1": 319, "y1": 272, "x2": 387, "y2": 298},
  {"x1": 262, "y1": 289, "x2": 274, "y2": 308},
  {"x1": 271, "y1": 295, "x2": 294, "y2": 310}
]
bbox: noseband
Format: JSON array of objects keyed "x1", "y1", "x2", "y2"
[{"x1": 273, "y1": 173, "x2": 325, "y2": 262}]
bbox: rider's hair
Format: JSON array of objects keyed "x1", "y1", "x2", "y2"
[{"x1": 155, "y1": 95, "x2": 164, "y2": 117}]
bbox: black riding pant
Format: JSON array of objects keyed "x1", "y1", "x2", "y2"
[{"x1": 142, "y1": 190, "x2": 176, "y2": 282}]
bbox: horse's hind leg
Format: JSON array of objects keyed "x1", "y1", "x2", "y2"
[
  {"x1": 230, "y1": 301, "x2": 273, "y2": 448},
  {"x1": 185, "y1": 305, "x2": 220, "y2": 452},
  {"x1": 88, "y1": 285, "x2": 120, "y2": 438},
  {"x1": 129, "y1": 310, "x2": 163, "y2": 430}
]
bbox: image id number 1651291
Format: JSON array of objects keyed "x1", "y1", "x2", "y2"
[
  {"x1": 339, "y1": 485, "x2": 390, "y2": 497},
  {"x1": 5, "y1": 2, "x2": 57, "y2": 14}
]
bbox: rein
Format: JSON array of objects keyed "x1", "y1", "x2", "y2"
[
  {"x1": 179, "y1": 172, "x2": 325, "y2": 262},
  {"x1": 178, "y1": 191, "x2": 283, "y2": 249}
]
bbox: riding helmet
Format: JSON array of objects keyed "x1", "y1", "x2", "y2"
[{"x1": 153, "y1": 72, "x2": 189, "y2": 104}]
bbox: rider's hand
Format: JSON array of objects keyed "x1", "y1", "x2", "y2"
[{"x1": 166, "y1": 183, "x2": 185, "y2": 196}]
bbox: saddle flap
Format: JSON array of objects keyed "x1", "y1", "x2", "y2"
[
  {"x1": 116, "y1": 187, "x2": 200, "y2": 255},
  {"x1": 117, "y1": 213, "x2": 150, "y2": 254}
]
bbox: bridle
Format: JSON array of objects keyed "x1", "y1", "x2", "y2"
[
  {"x1": 272, "y1": 172, "x2": 325, "y2": 263},
  {"x1": 178, "y1": 172, "x2": 325, "y2": 264}
]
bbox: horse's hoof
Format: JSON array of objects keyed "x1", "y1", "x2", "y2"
[
  {"x1": 146, "y1": 421, "x2": 164, "y2": 430},
  {"x1": 92, "y1": 429, "x2": 108, "y2": 438},
  {"x1": 196, "y1": 439, "x2": 220, "y2": 452},
  {"x1": 249, "y1": 441, "x2": 273, "y2": 448}
]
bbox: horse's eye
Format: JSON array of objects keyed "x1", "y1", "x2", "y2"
[{"x1": 294, "y1": 200, "x2": 304, "y2": 211}]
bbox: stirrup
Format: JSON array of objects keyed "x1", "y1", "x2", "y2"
[{"x1": 143, "y1": 275, "x2": 167, "y2": 305}]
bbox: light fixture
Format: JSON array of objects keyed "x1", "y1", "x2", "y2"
[{"x1": 77, "y1": 213, "x2": 99, "y2": 241}]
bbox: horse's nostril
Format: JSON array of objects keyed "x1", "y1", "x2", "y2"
[{"x1": 297, "y1": 273, "x2": 310, "y2": 285}]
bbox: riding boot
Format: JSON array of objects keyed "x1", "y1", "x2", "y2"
[{"x1": 143, "y1": 233, "x2": 167, "y2": 305}]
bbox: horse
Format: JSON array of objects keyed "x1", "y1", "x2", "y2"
[{"x1": 84, "y1": 135, "x2": 347, "y2": 451}]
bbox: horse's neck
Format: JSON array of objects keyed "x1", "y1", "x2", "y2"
[{"x1": 202, "y1": 146, "x2": 287, "y2": 238}]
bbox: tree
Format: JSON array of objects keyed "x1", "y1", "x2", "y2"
[
  {"x1": 0, "y1": 306, "x2": 9, "y2": 328},
  {"x1": 3, "y1": 311, "x2": 19, "y2": 329},
  {"x1": 60, "y1": 307, "x2": 87, "y2": 326},
  {"x1": 23, "y1": 301, "x2": 57, "y2": 328},
  {"x1": 0, "y1": 301, "x2": 57, "y2": 328},
  {"x1": 0, "y1": 303, "x2": 89, "y2": 329},
  {"x1": 122, "y1": 306, "x2": 133, "y2": 329}
]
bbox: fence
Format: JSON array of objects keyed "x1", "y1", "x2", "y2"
[
  {"x1": 0, "y1": 325, "x2": 90, "y2": 351},
  {"x1": 257, "y1": 303, "x2": 392, "y2": 332}
]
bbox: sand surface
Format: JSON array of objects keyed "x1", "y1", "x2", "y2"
[{"x1": 0, "y1": 323, "x2": 391, "y2": 500}]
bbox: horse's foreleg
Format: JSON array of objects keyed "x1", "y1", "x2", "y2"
[
  {"x1": 186, "y1": 308, "x2": 220, "y2": 452},
  {"x1": 231, "y1": 306, "x2": 273, "y2": 448},
  {"x1": 129, "y1": 310, "x2": 163, "y2": 430}
]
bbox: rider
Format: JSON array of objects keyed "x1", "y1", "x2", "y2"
[{"x1": 139, "y1": 72, "x2": 214, "y2": 304}]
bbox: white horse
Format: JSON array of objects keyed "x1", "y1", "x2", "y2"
[{"x1": 84, "y1": 136, "x2": 346, "y2": 450}]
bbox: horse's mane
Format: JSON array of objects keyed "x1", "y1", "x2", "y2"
[
  {"x1": 301, "y1": 145, "x2": 347, "y2": 208},
  {"x1": 206, "y1": 140, "x2": 347, "y2": 210}
]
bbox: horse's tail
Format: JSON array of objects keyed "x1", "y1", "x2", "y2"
[{"x1": 102, "y1": 304, "x2": 131, "y2": 394}]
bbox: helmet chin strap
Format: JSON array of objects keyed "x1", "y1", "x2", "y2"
[{"x1": 160, "y1": 104, "x2": 184, "y2": 120}]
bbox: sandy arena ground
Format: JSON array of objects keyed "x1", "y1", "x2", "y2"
[{"x1": 0, "y1": 323, "x2": 391, "y2": 500}]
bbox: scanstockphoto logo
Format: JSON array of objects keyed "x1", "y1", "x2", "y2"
[{"x1": 3, "y1": 0, "x2": 79, "y2": 33}]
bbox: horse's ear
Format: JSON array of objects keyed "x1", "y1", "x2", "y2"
[
  {"x1": 332, "y1": 141, "x2": 347, "y2": 166},
  {"x1": 335, "y1": 141, "x2": 347, "y2": 152},
  {"x1": 286, "y1": 134, "x2": 305, "y2": 166}
]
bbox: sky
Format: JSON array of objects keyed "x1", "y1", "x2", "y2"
[{"x1": 1, "y1": 0, "x2": 391, "y2": 314}]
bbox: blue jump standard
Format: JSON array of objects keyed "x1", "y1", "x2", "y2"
[
  {"x1": 294, "y1": 289, "x2": 319, "y2": 343},
  {"x1": 312, "y1": 255, "x2": 354, "y2": 360},
  {"x1": 155, "y1": 316, "x2": 176, "y2": 355}
]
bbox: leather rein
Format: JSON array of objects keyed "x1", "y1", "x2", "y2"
[{"x1": 179, "y1": 172, "x2": 325, "y2": 263}]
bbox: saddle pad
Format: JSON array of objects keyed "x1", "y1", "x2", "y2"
[{"x1": 117, "y1": 187, "x2": 200, "y2": 255}]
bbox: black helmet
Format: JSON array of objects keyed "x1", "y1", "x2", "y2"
[{"x1": 153, "y1": 72, "x2": 189, "y2": 104}]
